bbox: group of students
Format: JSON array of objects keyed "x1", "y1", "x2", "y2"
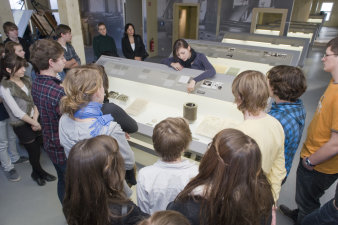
[{"x1": 0, "y1": 18, "x2": 337, "y2": 225}]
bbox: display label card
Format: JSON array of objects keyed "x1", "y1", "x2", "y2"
[
  {"x1": 226, "y1": 67, "x2": 240, "y2": 76},
  {"x1": 178, "y1": 75, "x2": 191, "y2": 84}
]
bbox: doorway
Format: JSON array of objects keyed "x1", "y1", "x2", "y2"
[
  {"x1": 172, "y1": 3, "x2": 200, "y2": 45},
  {"x1": 124, "y1": 0, "x2": 143, "y2": 38}
]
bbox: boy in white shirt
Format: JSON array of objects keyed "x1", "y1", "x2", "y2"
[{"x1": 137, "y1": 117, "x2": 198, "y2": 214}]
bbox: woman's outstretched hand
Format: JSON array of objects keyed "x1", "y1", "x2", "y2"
[
  {"x1": 170, "y1": 62, "x2": 183, "y2": 71},
  {"x1": 187, "y1": 80, "x2": 196, "y2": 93}
]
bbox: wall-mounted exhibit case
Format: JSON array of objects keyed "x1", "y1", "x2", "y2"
[
  {"x1": 254, "y1": 22, "x2": 319, "y2": 48},
  {"x1": 307, "y1": 14, "x2": 325, "y2": 25},
  {"x1": 221, "y1": 32, "x2": 310, "y2": 67},
  {"x1": 185, "y1": 39, "x2": 301, "y2": 73},
  {"x1": 96, "y1": 56, "x2": 244, "y2": 155},
  {"x1": 262, "y1": 20, "x2": 322, "y2": 39},
  {"x1": 307, "y1": 18, "x2": 323, "y2": 23},
  {"x1": 250, "y1": 8, "x2": 288, "y2": 36}
]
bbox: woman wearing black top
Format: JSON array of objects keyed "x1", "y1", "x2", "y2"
[{"x1": 122, "y1": 23, "x2": 148, "y2": 61}]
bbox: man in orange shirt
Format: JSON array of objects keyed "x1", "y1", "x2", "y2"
[{"x1": 280, "y1": 37, "x2": 338, "y2": 224}]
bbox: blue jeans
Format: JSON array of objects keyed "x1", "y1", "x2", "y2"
[
  {"x1": 53, "y1": 161, "x2": 67, "y2": 204},
  {"x1": 295, "y1": 158, "x2": 338, "y2": 224},
  {"x1": 301, "y1": 199, "x2": 338, "y2": 225},
  {"x1": 0, "y1": 119, "x2": 20, "y2": 171}
]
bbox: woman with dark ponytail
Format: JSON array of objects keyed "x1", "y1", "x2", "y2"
[{"x1": 0, "y1": 54, "x2": 56, "y2": 185}]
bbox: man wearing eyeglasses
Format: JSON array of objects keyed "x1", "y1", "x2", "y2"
[{"x1": 280, "y1": 37, "x2": 338, "y2": 225}]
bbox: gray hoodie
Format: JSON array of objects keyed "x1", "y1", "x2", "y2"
[{"x1": 59, "y1": 114, "x2": 135, "y2": 170}]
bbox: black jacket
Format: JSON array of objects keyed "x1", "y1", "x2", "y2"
[
  {"x1": 102, "y1": 101, "x2": 138, "y2": 133},
  {"x1": 110, "y1": 201, "x2": 149, "y2": 225},
  {"x1": 121, "y1": 34, "x2": 148, "y2": 60}
]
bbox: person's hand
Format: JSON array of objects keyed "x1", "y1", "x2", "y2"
[
  {"x1": 31, "y1": 122, "x2": 41, "y2": 131},
  {"x1": 134, "y1": 56, "x2": 142, "y2": 61},
  {"x1": 187, "y1": 80, "x2": 196, "y2": 92},
  {"x1": 170, "y1": 62, "x2": 183, "y2": 71},
  {"x1": 33, "y1": 116, "x2": 39, "y2": 122},
  {"x1": 302, "y1": 157, "x2": 314, "y2": 171},
  {"x1": 271, "y1": 205, "x2": 276, "y2": 225}
]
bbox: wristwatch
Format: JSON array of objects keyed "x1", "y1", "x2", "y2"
[{"x1": 305, "y1": 157, "x2": 315, "y2": 167}]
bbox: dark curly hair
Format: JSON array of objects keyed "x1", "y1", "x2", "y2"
[{"x1": 267, "y1": 65, "x2": 307, "y2": 102}]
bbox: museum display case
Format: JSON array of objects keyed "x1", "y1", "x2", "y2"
[
  {"x1": 254, "y1": 23, "x2": 319, "y2": 48},
  {"x1": 221, "y1": 32, "x2": 309, "y2": 67},
  {"x1": 250, "y1": 8, "x2": 288, "y2": 36},
  {"x1": 96, "y1": 56, "x2": 244, "y2": 155},
  {"x1": 186, "y1": 39, "x2": 301, "y2": 71}
]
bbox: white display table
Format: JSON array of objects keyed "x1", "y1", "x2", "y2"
[{"x1": 96, "y1": 56, "x2": 244, "y2": 155}]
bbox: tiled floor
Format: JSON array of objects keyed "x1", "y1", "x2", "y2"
[{"x1": 1, "y1": 28, "x2": 338, "y2": 225}]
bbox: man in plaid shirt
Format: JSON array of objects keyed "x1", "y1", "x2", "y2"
[
  {"x1": 30, "y1": 39, "x2": 67, "y2": 203},
  {"x1": 267, "y1": 65, "x2": 307, "y2": 179}
]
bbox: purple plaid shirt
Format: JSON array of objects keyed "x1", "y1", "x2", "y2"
[{"x1": 32, "y1": 74, "x2": 66, "y2": 164}]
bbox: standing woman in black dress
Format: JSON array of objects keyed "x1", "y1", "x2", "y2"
[{"x1": 122, "y1": 23, "x2": 148, "y2": 61}]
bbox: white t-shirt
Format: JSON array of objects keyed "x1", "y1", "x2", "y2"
[{"x1": 137, "y1": 159, "x2": 198, "y2": 214}]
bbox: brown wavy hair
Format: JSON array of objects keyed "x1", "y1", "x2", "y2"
[
  {"x1": 0, "y1": 54, "x2": 28, "y2": 81},
  {"x1": 29, "y1": 39, "x2": 64, "y2": 73},
  {"x1": 4, "y1": 41, "x2": 21, "y2": 55},
  {"x1": 138, "y1": 210, "x2": 190, "y2": 225},
  {"x1": 267, "y1": 65, "x2": 307, "y2": 102},
  {"x1": 2, "y1": 21, "x2": 17, "y2": 35},
  {"x1": 232, "y1": 70, "x2": 269, "y2": 115},
  {"x1": 60, "y1": 66, "x2": 103, "y2": 118},
  {"x1": 172, "y1": 39, "x2": 190, "y2": 60},
  {"x1": 175, "y1": 128, "x2": 274, "y2": 225},
  {"x1": 63, "y1": 135, "x2": 129, "y2": 225}
]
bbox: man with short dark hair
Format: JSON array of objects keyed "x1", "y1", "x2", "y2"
[
  {"x1": 3, "y1": 21, "x2": 31, "y2": 60},
  {"x1": 93, "y1": 22, "x2": 119, "y2": 60},
  {"x1": 280, "y1": 37, "x2": 338, "y2": 224},
  {"x1": 56, "y1": 24, "x2": 80, "y2": 71}
]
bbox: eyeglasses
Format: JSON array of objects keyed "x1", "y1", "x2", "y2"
[{"x1": 323, "y1": 53, "x2": 338, "y2": 58}]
